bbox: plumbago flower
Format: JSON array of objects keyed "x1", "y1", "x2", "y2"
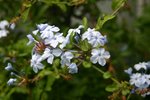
[
  {"x1": 39, "y1": 48, "x2": 62, "y2": 64},
  {"x1": 82, "y1": 28, "x2": 107, "y2": 47},
  {"x1": 59, "y1": 25, "x2": 84, "y2": 49},
  {"x1": 90, "y1": 48, "x2": 110, "y2": 66},
  {"x1": 0, "y1": 20, "x2": 15, "y2": 38},
  {"x1": 26, "y1": 23, "x2": 110, "y2": 74},
  {"x1": 7, "y1": 78, "x2": 17, "y2": 86},
  {"x1": 30, "y1": 53, "x2": 44, "y2": 73},
  {"x1": 5, "y1": 63, "x2": 22, "y2": 86},
  {"x1": 125, "y1": 61, "x2": 150, "y2": 97}
]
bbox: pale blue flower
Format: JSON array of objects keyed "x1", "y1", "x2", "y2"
[
  {"x1": 134, "y1": 62, "x2": 148, "y2": 71},
  {"x1": 40, "y1": 25, "x2": 60, "y2": 39},
  {"x1": 37, "y1": 23, "x2": 49, "y2": 31},
  {"x1": 9, "y1": 23, "x2": 15, "y2": 29},
  {"x1": 44, "y1": 33, "x2": 65, "y2": 48},
  {"x1": 130, "y1": 73, "x2": 150, "y2": 89},
  {"x1": 38, "y1": 48, "x2": 62, "y2": 64},
  {"x1": 30, "y1": 54, "x2": 44, "y2": 73},
  {"x1": 7, "y1": 78, "x2": 17, "y2": 86},
  {"x1": 32, "y1": 30, "x2": 39, "y2": 35},
  {"x1": 60, "y1": 51, "x2": 74, "y2": 66},
  {"x1": 59, "y1": 32, "x2": 71, "y2": 49},
  {"x1": 68, "y1": 25, "x2": 84, "y2": 34},
  {"x1": 90, "y1": 48, "x2": 110, "y2": 66},
  {"x1": 27, "y1": 34, "x2": 38, "y2": 45},
  {"x1": 5, "y1": 63, "x2": 13, "y2": 71},
  {"x1": 124, "y1": 67, "x2": 132, "y2": 75},
  {"x1": 82, "y1": 28, "x2": 107, "y2": 47},
  {"x1": 0, "y1": 20, "x2": 14, "y2": 38},
  {"x1": 68, "y1": 63, "x2": 78, "y2": 74},
  {"x1": 0, "y1": 30, "x2": 9, "y2": 38},
  {"x1": 82, "y1": 28, "x2": 95, "y2": 40},
  {"x1": 0, "y1": 20, "x2": 9, "y2": 29}
]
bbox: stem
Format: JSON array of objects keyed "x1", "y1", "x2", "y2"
[
  {"x1": 48, "y1": 1, "x2": 71, "y2": 5},
  {"x1": 92, "y1": 66, "x2": 121, "y2": 85},
  {"x1": 92, "y1": 65, "x2": 104, "y2": 74},
  {"x1": 127, "y1": 93, "x2": 131, "y2": 100},
  {"x1": 111, "y1": 0, "x2": 126, "y2": 16}
]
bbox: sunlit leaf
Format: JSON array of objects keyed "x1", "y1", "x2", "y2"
[
  {"x1": 103, "y1": 71, "x2": 112, "y2": 79},
  {"x1": 95, "y1": 15, "x2": 115, "y2": 30},
  {"x1": 112, "y1": 0, "x2": 126, "y2": 10},
  {"x1": 105, "y1": 83, "x2": 119, "y2": 92}
]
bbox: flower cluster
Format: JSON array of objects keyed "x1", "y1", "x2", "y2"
[
  {"x1": 27, "y1": 23, "x2": 110, "y2": 74},
  {"x1": 0, "y1": 20, "x2": 15, "y2": 38},
  {"x1": 125, "y1": 62, "x2": 150, "y2": 97},
  {"x1": 5, "y1": 63, "x2": 18, "y2": 86}
]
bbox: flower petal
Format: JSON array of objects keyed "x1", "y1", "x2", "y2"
[
  {"x1": 52, "y1": 49, "x2": 62, "y2": 57},
  {"x1": 98, "y1": 57, "x2": 106, "y2": 66},
  {"x1": 47, "y1": 54, "x2": 54, "y2": 64}
]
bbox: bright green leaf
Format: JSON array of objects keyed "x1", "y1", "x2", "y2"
[
  {"x1": 21, "y1": 8, "x2": 30, "y2": 22},
  {"x1": 57, "y1": 4, "x2": 67, "y2": 12},
  {"x1": 103, "y1": 71, "x2": 112, "y2": 79},
  {"x1": 82, "y1": 17, "x2": 88, "y2": 30},
  {"x1": 112, "y1": 0, "x2": 126, "y2": 10},
  {"x1": 122, "y1": 89, "x2": 130, "y2": 96},
  {"x1": 45, "y1": 75, "x2": 56, "y2": 91},
  {"x1": 95, "y1": 15, "x2": 115, "y2": 30},
  {"x1": 82, "y1": 61, "x2": 92, "y2": 68},
  {"x1": 105, "y1": 83, "x2": 119, "y2": 92},
  {"x1": 80, "y1": 40, "x2": 91, "y2": 51}
]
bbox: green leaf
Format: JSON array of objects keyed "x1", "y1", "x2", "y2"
[
  {"x1": 56, "y1": 4, "x2": 67, "y2": 12},
  {"x1": 45, "y1": 75, "x2": 56, "y2": 91},
  {"x1": 80, "y1": 40, "x2": 91, "y2": 51},
  {"x1": 38, "y1": 70, "x2": 53, "y2": 78},
  {"x1": 82, "y1": 17, "x2": 88, "y2": 30},
  {"x1": 122, "y1": 89, "x2": 130, "y2": 96},
  {"x1": 21, "y1": 8, "x2": 30, "y2": 22},
  {"x1": 105, "y1": 83, "x2": 119, "y2": 92},
  {"x1": 23, "y1": 2, "x2": 32, "y2": 8},
  {"x1": 95, "y1": 15, "x2": 115, "y2": 30},
  {"x1": 112, "y1": 0, "x2": 126, "y2": 10},
  {"x1": 82, "y1": 61, "x2": 92, "y2": 68},
  {"x1": 70, "y1": 31, "x2": 75, "y2": 43},
  {"x1": 103, "y1": 71, "x2": 112, "y2": 79}
]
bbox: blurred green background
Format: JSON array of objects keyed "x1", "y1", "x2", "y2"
[{"x1": 0, "y1": 0, "x2": 150, "y2": 100}]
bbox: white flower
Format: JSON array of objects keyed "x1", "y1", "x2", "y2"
[
  {"x1": 38, "y1": 48, "x2": 62, "y2": 64},
  {"x1": 27, "y1": 34, "x2": 37, "y2": 45},
  {"x1": 10, "y1": 23, "x2": 15, "y2": 29},
  {"x1": 68, "y1": 25, "x2": 84, "y2": 34},
  {"x1": 37, "y1": 23, "x2": 49, "y2": 31},
  {"x1": 130, "y1": 73, "x2": 141, "y2": 85},
  {"x1": 0, "y1": 20, "x2": 15, "y2": 38},
  {"x1": 32, "y1": 30, "x2": 39, "y2": 35},
  {"x1": 60, "y1": 51, "x2": 74, "y2": 66},
  {"x1": 40, "y1": 25, "x2": 60, "y2": 39},
  {"x1": 7, "y1": 78, "x2": 17, "y2": 86},
  {"x1": 68, "y1": 63, "x2": 78, "y2": 74},
  {"x1": 0, "y1": 20, "x2": 9, "y2": 29},
  {"x1": 90, "y1": 48, "x2": 110, "y2": 66},
  {"x1": 130, "y1": 73, "x2": 149, "y2": 89},
  {"x1": 31, "y1": 54, "x2": 44, "y2": 73},
  {"x1": 82, "y1": 28, "x2": 107, "y2": 47},
  {"x1": 134, "y1": 62, "x2": 148, "y2": 71},
  {"x1": 44, "y1": 33, "x2": 65, "y2": 48},
  {"x1": 124, "y1": 67, "x2": 132, "y2": 75},
  {"x1": 88, "y1": 34, "x2": 107, "y2": 47},
  {"x1": 59, "y1": 25, "x2": 84, "y2": 49},
  {"x1": 59, "y1": 32, "x2": 71, "y2": 49},
  {"x1": 5, "y1": 63, "x2": 13, "y2": 71},
  {"x1": 0, "y1": 30, "x2": 9, "y2": 38}
]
